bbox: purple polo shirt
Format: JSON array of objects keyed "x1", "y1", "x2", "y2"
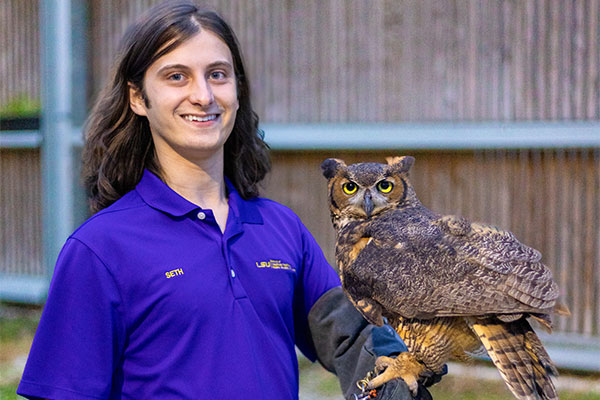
[{"x1": 18, "y1": 170, "x2": 340, "y2": 399}]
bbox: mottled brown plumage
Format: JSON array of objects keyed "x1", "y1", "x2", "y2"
[{"x1": 321, "y1": 156, "x2": 570, "y2": 400}]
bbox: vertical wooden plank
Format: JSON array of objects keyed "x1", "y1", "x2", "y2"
[
  {"x1": 372, "y1": 0, "x2": 385, "y2": 121},
  {"x1": 561, "y1": 0, "x2": 573, "y2": 119},
  {"x1": 0, "y1": 2, "x2": 5, "y2": 104},
  {"x1": 483, "y1": 150, "x2": 497, "y2": 225},
  {"x1": 266, "y1": 0, "x2": 287, "y2": 122},
  {"x1": 488, "y1": 0, "x2": 500, "y2": 120},
  {"x1": 595, "y1": 149, "x2": 600, "y2": 335},
  {"x1": 512, "y1": 1, "x2": 525, "y2": 120},
  {"x1": 554, "y1": 150, "x2": 569, "y2": 332},
  {"x1": 289, "y1": 0, "x2": 304, "y2": 121},
  {"x1": 466, "y1": 0, "x2": 477, "y2": 120},
  {"x1": 524, "y1": 0, "x2": 535, "y2": 119},
  {"x1": 454, "y1": 0, "x2": 465, "y2": 120},
  {"x1": 441, "y1": 0, "x2": 457, "y2": 120},
  {"x1": 586, "y1": 0, "x2": 599, "y2": 119},
  {"x1": 501, "y1": 0, "x2": 514, "y2": 120},
  {"x1": 530, "y1": 149, "x2": 544, "y2": 249},
  {"x1": 330, "y1": 0, "x2": 342, "y2": 122},
  {"x1": 307, "y1": 0, "x2": 319, "y2": 121},
  {"x1": 6, "y1": 0, "x2": 14, "y2": 101},
  {"x1": 471, "y1": 151, "x2": 482, "y2": 221},
  {"x1": 542, "y1": 149, "x2": 559, "y2": 293},
  {"x1": 548, "y1": 0, "x2": 560, "y2": 119},
  {"x1": 535, "y1": 1, "x2": 547, "y2": 119},
  {"x1": 347, "y1": 0, "x2": 359, "y2": 122},
  {"x1": 0, "y1": 151, "x2": 8, "y2": 273},
  {"x1": 569, "y1": 150, "x2": 583, "y2": 332},
  {"x1": 573, "y1": 0, "x2": 586, "y2": 119},
  {"x1": 581, "y1": 150, "x2": 595, "y2": 334}
]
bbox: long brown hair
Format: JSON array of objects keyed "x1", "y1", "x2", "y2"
[{"x1": 83, "y1": 1, "x2": 270, "y2": 213}]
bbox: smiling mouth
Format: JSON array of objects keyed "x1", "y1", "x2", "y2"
[{"x1": 182, "y1": 114, "x2": 219, "y2": 122}]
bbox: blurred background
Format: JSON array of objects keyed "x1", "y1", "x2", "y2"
[{"x1": 1, "y1": 0, "x2": 599, "y2": 398}]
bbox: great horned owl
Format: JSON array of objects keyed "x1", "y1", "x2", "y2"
[{"x1": 321, "y1": 156, "x2": 570, "y2": 400}]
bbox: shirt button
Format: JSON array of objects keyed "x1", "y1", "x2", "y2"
[
  {"x1": 197, "y1": 211, "x2": 206, "y2": 220},
  {"x1": 230, "y1": 269, "x2": 236, "y2": 278}
]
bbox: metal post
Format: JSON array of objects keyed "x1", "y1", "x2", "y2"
[{"x1": 40, "y1": 0, "x2": 75, "y2": 278}]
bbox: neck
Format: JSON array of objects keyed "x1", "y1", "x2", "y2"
[{"x1": 160, "y1": 155, "x2": 227, "y2": 209}]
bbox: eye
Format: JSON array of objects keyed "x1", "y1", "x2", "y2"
[
  {"x1": 167, "y1": 73, "x2": 185, "y2": 82},
  {"x1": 342, "y1": 182, "x2": 358, "y2": 195},
  {"x1": 209, "y1": 71, "x2": 227, "y2": 81},
  {"x1": 376, "y1": 180, "x2": 393, "y2": 193}
]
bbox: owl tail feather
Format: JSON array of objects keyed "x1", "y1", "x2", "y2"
[{"x1": 468, "y1": 318, "x2": 558, "y2": 400}]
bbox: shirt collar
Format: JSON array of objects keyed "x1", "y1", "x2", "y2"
[
  {"x1": 136, "y1": 169, "x2": 263, "y2": 224},
  {"x1": 224, "y1": 176, "x2": 263, "y2": 224}
]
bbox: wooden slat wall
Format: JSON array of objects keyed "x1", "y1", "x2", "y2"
[
  {"x1": 0, "y1": 150, "x2": 43, "y2": 276},
  {"x1": 264, "y1": 150, "x2": 600, "y2": 336},
  {"x1": 1, "y1": 0, "x2": 599, "y2": 120},
  {"x1": 88, "y1": 0, "x2": 600, "y2": 122},
  {"x1": 0, "y1": 0, "x2": 39, "y2": 109},
  {"x1": 0, "y1": 0, "x2": 599, "y2": 338}
]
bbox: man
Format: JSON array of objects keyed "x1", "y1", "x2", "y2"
[{"x1": 18, "y1": 2, "x2": 438, "y2": 398}]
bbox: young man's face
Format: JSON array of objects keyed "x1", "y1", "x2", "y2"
[{"x1": 129, "y1": 29, "x2": 239, "y2": 164}]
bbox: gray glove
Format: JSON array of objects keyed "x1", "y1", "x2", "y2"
[{"x1": 307, "y1": 286, "x2": 434, "y2": 400}]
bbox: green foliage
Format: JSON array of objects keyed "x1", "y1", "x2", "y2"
[
  {"x1": 0, "y1": 94, "x2": 41, "y2": 118},
  {"x1": 560, "y1": 392, "x2": 600, "y2": 400},
  {"x1": 0, "y1": 383, "x2": 21, "y2": 399},
  {"x1": 0, "y1": 318, "x2": 38, "y2": 344},
  {"x1": 428, "y1": 374, "x2": 600, "y2": 400}
]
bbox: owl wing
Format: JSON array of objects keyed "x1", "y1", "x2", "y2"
[
  {"x1": 435, "y1": 215, "x2": 559, "y2": 311},
  {"x1": 356, "y1": 213, "x2": 561, "y2": 319}
]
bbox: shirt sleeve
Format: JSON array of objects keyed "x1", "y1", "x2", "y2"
[
  {"x1": 18, "y1": 238, "x2": 126, "y2": 400},
  {"x1": 293, "y1": 221, "x2": 341, "y2": 361}
]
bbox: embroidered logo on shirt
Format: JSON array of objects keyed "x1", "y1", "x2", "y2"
[
  {"x1": 165, "y1": 268, "x2": 184, "y2": 278},
  {"x1": 255, "y1": 259, "x2": 295, "y2": 272}
]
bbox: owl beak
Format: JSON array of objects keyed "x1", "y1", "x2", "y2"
[{"x1": 363, "y1": 191, "x2": 374, "y2": 217}]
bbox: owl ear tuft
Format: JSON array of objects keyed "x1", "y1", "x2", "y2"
[
  {"x1": 386, "y1": 156, "x2": 415, "y2": 173},
  {"x1": 321, "y1": 158, "x2": 347, "y2": 179}
]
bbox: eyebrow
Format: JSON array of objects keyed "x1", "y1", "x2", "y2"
[{"x1": 156, "y1": 61, "x2": 234, "y2": 75}]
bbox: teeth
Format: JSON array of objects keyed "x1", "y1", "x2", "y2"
[{"x1": 184, "y1": 114, "x2": 217, "y2": 122}]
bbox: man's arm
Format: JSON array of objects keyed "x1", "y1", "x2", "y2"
[{"x1": 307, "y1": 286, "x2": 434, "y2": 400}]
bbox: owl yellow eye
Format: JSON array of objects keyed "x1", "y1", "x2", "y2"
[
  {"x1": 342, "y1": 182, "x2": 358, "y2": 195},
  {"x1": 377, "y1": 180, "x2": 394, "y2": 193}
]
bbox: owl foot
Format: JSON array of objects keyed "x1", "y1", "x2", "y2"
[{"x1": 367, "y1": 353, "x2": 426, "y2": 397}]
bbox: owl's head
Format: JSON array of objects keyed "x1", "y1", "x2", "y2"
[{"x1": 321, "y1": 156, "x2": 418, "y2": 229}]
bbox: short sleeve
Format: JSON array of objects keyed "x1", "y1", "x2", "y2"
[
  {"x1": 18, "y1": 238, "x2": 126, "y2": 400},
  {"x1": 293, "y1": 222, "x2": 341, "y2": 361}
]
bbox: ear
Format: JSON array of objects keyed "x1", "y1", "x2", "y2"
[
  {"x1": 385, "y1": 155, "x2": 415, "y2": 173},
  {"x1": 128, "y1": 83, "x2": 148, "y2": 117},
  {"x1": 321, "y1": 158, "x2": 347, "y2": 179}
]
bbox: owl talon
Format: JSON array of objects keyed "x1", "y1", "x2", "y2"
[
  {"x1": 367, "y1": 353, "x2": 425, "y2": 397},
  {"x1": 374, "y1": 355, "x2": 395, "y2": 372}
]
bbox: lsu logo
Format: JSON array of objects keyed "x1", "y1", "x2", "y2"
[
  {"x1": 165, "y1": 268, "x2": 184, "y2": 279},
  {"x1": 256, "y1": 259, "x2": 295, "y2": 272}
]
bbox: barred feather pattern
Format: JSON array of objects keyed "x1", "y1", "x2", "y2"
[
  {"x1": 390, "y1": 316, "x2": 482, "y2": 373},
  {"x1": 468, "y1": 318, "x2": 558, "y2": 400}
]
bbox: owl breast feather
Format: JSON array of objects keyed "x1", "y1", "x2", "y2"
[{"x1": 343, "y1": 208, "x2": 481, "y2": 318}]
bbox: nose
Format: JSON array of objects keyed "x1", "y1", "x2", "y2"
[
  {"x1": 189, "y1": 78, "x2": 214, "y2": 106},
  {"x1": 363, "y1": 190, "x2": 374, "y2": 217}
]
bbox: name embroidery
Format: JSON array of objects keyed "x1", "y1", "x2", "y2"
[
  {"x1": 256, "y1": 259, "x2": 295, "y2": 272},
  {"x1": 165, "y1": 268, "x2": 184, "y2": 279}
]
